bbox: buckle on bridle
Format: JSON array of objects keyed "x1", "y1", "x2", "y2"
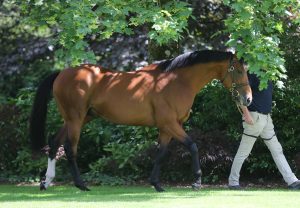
[
  {"x1": 228, "y1": 66, "x2": 235, "y2": 72},
  {"x1": 232, "y1": 89, "x2": 239, "y2": 97}
]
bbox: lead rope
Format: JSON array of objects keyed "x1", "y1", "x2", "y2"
[{"x1": 236, "y1": 104, "x2": 243, "y2": 116}]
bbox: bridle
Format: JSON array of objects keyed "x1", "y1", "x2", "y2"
[{"x1": 220, "y1": 55, "x2": 249, "y2": 102}]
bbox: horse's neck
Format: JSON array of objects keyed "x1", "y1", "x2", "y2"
[{"x1": 176, "y1": 62, "x2": 225, "y2": 94}]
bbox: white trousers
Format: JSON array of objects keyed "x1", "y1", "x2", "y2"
[{"x1": 229, "y1": 112, "x2": 298, "y2": 186}]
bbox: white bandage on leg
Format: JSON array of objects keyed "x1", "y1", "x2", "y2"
[{"x1": 44, "y1": 158, "x2": 56, "y2": 188}]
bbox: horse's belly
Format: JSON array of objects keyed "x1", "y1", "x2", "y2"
[{"x1": 92, "y1": 103, "x2": 155, "y2": 126}]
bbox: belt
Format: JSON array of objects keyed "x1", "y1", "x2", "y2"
[{"x1": 250, "y1": 111, "x2": 269, "y2": 115}]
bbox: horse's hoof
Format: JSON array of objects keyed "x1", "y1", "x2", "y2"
[
  {"x1": 76, "y1": 184, "x2": 90, "y2": 191},
  {"x1": 192, "y1": 182, "x2": 201, "y2": 191},
  {"x1": 155, "y1": 185, "x2": 165, "y2": 192},
  {"x1": 81, "y1": 186, "x2": 90, "y2": 191},
  {"x1": 151, "y1": 182, "x2": 165, "y2": 192},
  {"x1": 40, "y1": 182, "x2": 47, "y2": 191}
]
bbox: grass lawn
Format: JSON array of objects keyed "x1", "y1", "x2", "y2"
[{"x1": 0, "y1": 184, "x2": 299, "y2": 208}]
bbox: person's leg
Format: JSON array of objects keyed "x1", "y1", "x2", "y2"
[
  {"x1": 228, "y1": 134, "x2": 257, "y2": 186},
  {"x1": 229, "y1": 112, "x2": 263, "y2": 186},
  {"x1": 262, "y1": 115, "x2": 298, "y2": 185}
]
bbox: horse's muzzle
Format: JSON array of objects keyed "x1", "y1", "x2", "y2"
[
  {"x1": 233, "y1": 90, "x2": 252, "y2": 107},
  {"x1": 241, "y1": 94, "x2": 252, "y2": 106}
]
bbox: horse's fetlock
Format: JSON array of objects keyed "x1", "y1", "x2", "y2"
[
  {"x1": 192, "y1": 181, "x2": 201, "y2": 191},
  {"x1": 46, "y1": 173, "x2": 55, "y2": 179}
]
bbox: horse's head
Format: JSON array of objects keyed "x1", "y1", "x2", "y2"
[{"x1": 221, "y1": 54, "x2": 252, "y2": 106}]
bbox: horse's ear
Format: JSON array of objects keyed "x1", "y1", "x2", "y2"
[
  {"x1": 243, "y1": 63, "x2": 249, "y2": 72},
  {"x1": 239, "y1": 57, "x2": 245, "y2": 64}
]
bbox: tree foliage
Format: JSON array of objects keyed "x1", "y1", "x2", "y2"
[
  {"x1": 16, "y1": 0, "x2": 300, "y2": 87},
  {"x1": 18, "y1": 0, "x2": 192, "y2": 66},
  {"x1": 224, "y1": 0, "x2": 300, "y2": 88}
]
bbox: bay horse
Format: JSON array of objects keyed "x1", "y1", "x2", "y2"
[{"x1": 30, "y1": 50, "x2": 252, "y2": 192}]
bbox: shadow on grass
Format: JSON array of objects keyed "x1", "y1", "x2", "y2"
[{"x1": 0, "y1": 185, "x2": 290, "y2": 202}]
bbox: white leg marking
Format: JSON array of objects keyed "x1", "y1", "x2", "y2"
[{"x1": 44, "y1": 158, "x2": 56, "y2": 188}]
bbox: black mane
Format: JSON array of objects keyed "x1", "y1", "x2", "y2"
[{"x1": 157, "y1": 50, "x2": 233, "y2": 72}]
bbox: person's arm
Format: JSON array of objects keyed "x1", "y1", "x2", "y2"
[{"x1": 241, "y1": 106, "x2": 254, "y2": 125}]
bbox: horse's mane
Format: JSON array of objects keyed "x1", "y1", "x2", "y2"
[{"x1": 157, "y1": 50, "x2": 233, "y2": 72}]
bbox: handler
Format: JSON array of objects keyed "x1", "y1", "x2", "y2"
[{"x1": 228, "y1": 72, "x2": 300, "y2": 190}]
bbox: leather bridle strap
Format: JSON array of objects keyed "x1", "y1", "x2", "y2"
[{"x1": 221, "y1": 54, "x2": 249, "y2": 92}]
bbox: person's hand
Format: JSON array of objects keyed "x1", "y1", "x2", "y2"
[{"x1": 243, "y1": 112, "x2": 254, "y2": 125}]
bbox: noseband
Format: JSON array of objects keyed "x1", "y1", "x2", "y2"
[{"x1": 221, "y1": 55, "x2": 249, "y2": 101}]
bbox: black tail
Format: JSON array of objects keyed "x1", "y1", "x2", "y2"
[{"x1": 29, "y1": 71, "x2": 60, "y2": 152}]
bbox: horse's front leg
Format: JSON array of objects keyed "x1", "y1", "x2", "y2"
[{"x1": 150, "y1": 131, "x2": 171, "y2": 192}]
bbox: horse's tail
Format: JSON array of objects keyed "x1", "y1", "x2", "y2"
[{"x1": 29, "y1": 71, "x2": 60, "y2": 152}]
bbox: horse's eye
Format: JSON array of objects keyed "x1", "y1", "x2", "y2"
[{"x1": 237, "y1": 70, "x2": 243, "y2": 74}]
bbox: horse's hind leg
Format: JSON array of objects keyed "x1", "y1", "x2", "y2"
[
  {"x1": 150, "y1": 131, "x2": 172, "y2": 192},
  {"x1": 64, "y1": 120, "x2": 90, "y2": 191},
  {"x1": 182, "y1": 137, "x2": 201, "y2": 190},
  {"x1": 40, "y1": 125, "x2": 67, "y2": 190}
]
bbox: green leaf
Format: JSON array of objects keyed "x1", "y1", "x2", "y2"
[{"x1": 275, "y1": 22, "x2": 283, "y2": 33}]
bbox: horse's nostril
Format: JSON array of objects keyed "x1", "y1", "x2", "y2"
[{"x1": 246, "y1": 97, "x2": 252, "y2": 105}]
